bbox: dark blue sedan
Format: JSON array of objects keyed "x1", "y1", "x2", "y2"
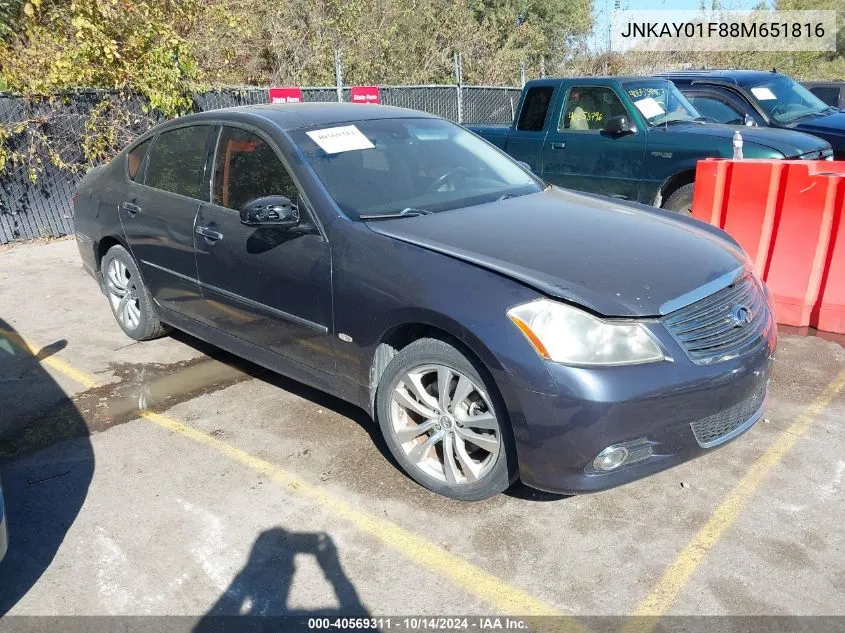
[{"x1": 72, "y1": 103, "x2": 776, "y2": 500}]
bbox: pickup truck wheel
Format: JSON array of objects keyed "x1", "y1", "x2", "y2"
[
  {"x1": 102, "y1": 245, "x2": 170, "y2": 341},
  {"x1": 375, "y1": 338, "x2": 517, "y2": 500},
  {"x1": 663, "y1": 183, "x2": 694, "y2": 215}
]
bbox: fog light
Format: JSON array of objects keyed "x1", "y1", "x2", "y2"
[{"x1": 593, "y1": 445, "x2": 629, "y2": 472}]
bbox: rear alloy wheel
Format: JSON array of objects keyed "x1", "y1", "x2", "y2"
[
  {"x1": 376, "y1": 338, "x2": 515, "y2": 500},
  {"x1": 101, "y1": 245, "x2": 169, "y2": 341},
  {"x1": 662, "y1": 183, "x2": 694, "y2": 215}
]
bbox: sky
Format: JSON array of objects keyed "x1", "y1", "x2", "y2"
[{"x1": 589, "y1": 0, "x2": 767, "y2": 51}]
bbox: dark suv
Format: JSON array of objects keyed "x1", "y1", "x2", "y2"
[{"x1": 664, "y1": 70, "x2": 845, "y2": 158}]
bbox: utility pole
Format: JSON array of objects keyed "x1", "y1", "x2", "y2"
[
  {"x1": 453, "y1": 52, "x2": 463, "y2": 124},
  {"x1": 334, "y1": 48, "x2": 343, "y2": 103}
]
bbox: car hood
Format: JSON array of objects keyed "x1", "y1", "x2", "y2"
[
  {"x1": 365, "y1": 188, "x2": 746, "y2": 317},
  {"x1": 659, "y1": 122, "x2": 828, "y2": 156},
  {"x1": 793, "y1": 110, "x2": 845, "y2": 138}
]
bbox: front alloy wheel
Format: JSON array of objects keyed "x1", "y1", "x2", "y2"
[
  {"x1": 390, "y1": 364, "x2": 501, "y2": 485},
  {"x1": 376, "y1": 338, "x2": 515, "y2": 500}
]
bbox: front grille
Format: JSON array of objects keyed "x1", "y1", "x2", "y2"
[
  {"x1": 664, "y1": 274, "x2": 771, "y2": 365},
  {"x1": 690, "y1": 387, "x2": 767, "y2": 447},
  {"x1": 799, "y1": 148, "x2": 834, "y2": 161}
]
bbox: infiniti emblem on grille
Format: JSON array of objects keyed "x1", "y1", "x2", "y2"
[{"x1": 730, "y1": 305, "x2": 753, "y2": 327}]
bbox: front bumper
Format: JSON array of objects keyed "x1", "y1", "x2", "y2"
[{"x1": 499, "y1": 323, "x2": 776, "y2": 495}]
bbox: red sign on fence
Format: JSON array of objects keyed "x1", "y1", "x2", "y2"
[
  {"x1": 268, "y1": 87, "x2": 303, "y2": 104},
  {"x1": 350, "y1": 86, "x2": 380, "y2": 104}
]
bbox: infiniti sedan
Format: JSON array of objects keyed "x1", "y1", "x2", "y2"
[{"x1": 72, "y1": 103, "x2": 776, "y2": 500}]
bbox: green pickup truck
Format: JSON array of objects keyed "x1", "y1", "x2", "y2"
[{"x1": 468, "y1": 77, "x2": 833, "y2": 213}]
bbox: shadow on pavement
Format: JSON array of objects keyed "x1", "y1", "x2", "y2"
[
  {"x1": 0, "y1": 318, "x2": 95, "y2": 615},
  {"x1": 194, "y1": 528, "x2": 368, "y2": 632}
]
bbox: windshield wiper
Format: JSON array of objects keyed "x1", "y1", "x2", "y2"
[
  {"x1": 359, "y1": 208, "x2": 433, "y2": 220},
  {"x1": 785, "y1": 110, "x2": 827, "y2": 123}
]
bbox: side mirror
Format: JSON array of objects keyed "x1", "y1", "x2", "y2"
[
  {"x1": 240, "y1": 195, "x2": 300, "y2": 228},
  {"x1": 605, "y1": 115, "x2": 636, "y2": 136},
  {"x1": 516, "y1": 160, "x2": 533, "y2": 173}
]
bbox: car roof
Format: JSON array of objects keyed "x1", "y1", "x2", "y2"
[
  {"x1": 524, "y1": 76, "x2": 672, "y2": 87},
  {"x1": 156, "y1": 102, "x2": 438, "y2": 133},
  {"x1": 657, "y1": 69, "x2": 784, "y2": 86}
]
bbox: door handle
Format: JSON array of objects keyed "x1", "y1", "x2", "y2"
[
  {"x1": 196, "y1": 225, "x2": 224, "y2": 242},
  {"x1": 550, "y1": 141, "x2": 566, "y2": 150},
  {"x1": 120, "y1": 201, "x2": 142, "y2": 216}
]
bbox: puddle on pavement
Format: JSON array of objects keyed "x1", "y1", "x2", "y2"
[{"x1": 1, "y1": 355, "x2": 259, "y2": 458}]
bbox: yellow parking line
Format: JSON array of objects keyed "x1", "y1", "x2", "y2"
[
  {"x1": 3, "y1": 329, "x2": 572, "y2": 620},
  {"x1": 626, "y1": 368, "x2": 845, "y2": 626},
  {"x1": 142, "y1": 411, "x2": 569, "y2": 618}
]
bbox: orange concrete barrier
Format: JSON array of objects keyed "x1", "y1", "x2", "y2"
[{"x1": 692, "y1": 158, "x2": 845, "y2": 334}]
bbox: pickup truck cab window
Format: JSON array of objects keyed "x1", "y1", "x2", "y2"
[
  {"x1": 622, "y1": 80, "x2": 700, "y2": 127},
  {"x1": 517, "y1": 86, "x2": 555, "y2": 132},
  {"x1": 559, "y1": 87, "x2": 628, "y2": 132}
]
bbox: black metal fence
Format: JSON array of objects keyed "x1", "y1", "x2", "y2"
[{"x1": 0, "y1": 85, "x2": 521, "y2": 243}]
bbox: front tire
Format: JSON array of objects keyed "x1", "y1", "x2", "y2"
[
  {"x1": 101, "y1": 245, "x2": 169, "y2": 341},
  {"x1": 375, "y1": 338, "x2": 516, "y2": 500},
  {"x1": 663, "y1": 183, "x2": 694, "y2": 215}
]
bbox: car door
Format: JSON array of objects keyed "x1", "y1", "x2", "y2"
[
  {"x1": 542, "y1": 85, "x2": 646, "y2": 200},
  {"x1": 193, "y1": 124, "x2": 334, "y2": 373},
  {"x1": 119, "y1": 124, "x2": 213, "y2": 319},
  {"x1": 504, "y1": 84, "x2": 559, "y2": 174}
]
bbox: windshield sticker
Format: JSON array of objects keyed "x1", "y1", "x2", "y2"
[
  {"x1": 627, "y1": 87, "x2": 663, "y2": 99},
  {"x1": 751, "y1": 87, "x2": 777, "y2": 101},
  {"x1": 306, "y1": 125, "x2": 375, "y2": 154},
  {"x1": 633, "y1": 97, "x2": 665, "y2": 119}
]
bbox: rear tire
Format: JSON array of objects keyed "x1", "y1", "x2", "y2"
[
  {"x1": 375, "y1": 338, "x2": 517, "y2": 500},
  {"x1": 101, "y1": 245, "x2": 169, "y2": 341},
  {"x1": 662, "y1": 183, "x2": 694, "y2": 215}
]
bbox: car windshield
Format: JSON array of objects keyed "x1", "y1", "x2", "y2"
[
  {"x1": 622, "y1": 80, "x2": 702, "y2": 126},
  {"x1": 746, "y1": 75, "x2": 831, "y2": 124},
  {"x1": 291, "y1": 118, "x2": 542, "y2": 220}
]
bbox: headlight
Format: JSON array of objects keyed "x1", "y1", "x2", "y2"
[{"x1": 507, "y1": 299, "x2": 664, "y2": 366}]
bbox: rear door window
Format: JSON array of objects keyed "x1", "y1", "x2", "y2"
[
  {"x1": 517, "y1": 86, "x2": 555, "y2": 132},
  {"x1": 212, "y1": 126, "x2": 300, "y2": 210},
  {"x1": 145, "y1": 125, "x2": 212, "y2": 199}
]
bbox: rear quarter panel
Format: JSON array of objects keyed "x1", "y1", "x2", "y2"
[{"x1": 73, "y1": 158, "x2": 129, "y2": 279}]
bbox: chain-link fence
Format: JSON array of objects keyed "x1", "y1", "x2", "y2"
[{"x1": 0, "y1": 84, "x2": 521, "y2": 243}]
